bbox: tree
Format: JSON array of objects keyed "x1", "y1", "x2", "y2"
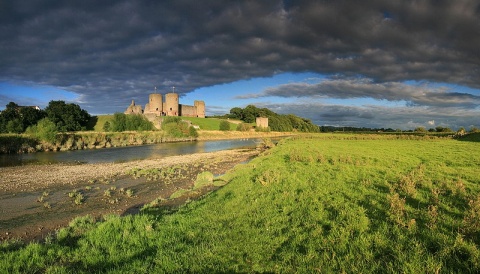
[
  {"x1": 228, "y1": 105, "x2": 319, "y2": 133},
  {"x1": 20, "y1": 107, "x2": 45, "y2": 129},
  {"x1": 45, "y1": 101, "x2": 91, "y2": 132},
  {"x1": 110, "y1": 113, "x2": 126, "y2": 132},
  {"x1": 229, "y1": 107, "x2": 243, "y2": 120},
  {"x1": 414, "y1": 127, "x2": 427, "y2": 133},
  {"x1": 6, "y1": 119, "x2": 23, "y2": 133},
  {"x1": 103, "y1": 121, "x2": 111, "y2": 132}
]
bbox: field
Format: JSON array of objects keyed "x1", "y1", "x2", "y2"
[
  {"x1": 91, "y1": 115, "x2": 113, "y2": 132},
  {"x1": 1, "y1": 134, "x2": 480, "y2": 272},
  {"x1": 180, "y1": 116, "x2": 242, "y2": 130}
]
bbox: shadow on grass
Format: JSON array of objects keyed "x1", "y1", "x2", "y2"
[{"x1": 456, "y1": 133, "x2": 480, "y2": 142}]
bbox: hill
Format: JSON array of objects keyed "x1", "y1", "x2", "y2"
[{"x1": 227, "y1": 105, "x2": 320, "y2": 132}]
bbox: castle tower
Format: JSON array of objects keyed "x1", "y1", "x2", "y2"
[
  {"x1": 194, "y1": 100, "x2": 205, "y2": 118},
  {"x1": 124, "y1": 100, "x2": 143, "y2": 115},
  {"x1": 165, "y1": 93, "x2": 179, "y2": 116},
  {"x1": 144, "y1": 93, "x2": 163, "y2": 115}
]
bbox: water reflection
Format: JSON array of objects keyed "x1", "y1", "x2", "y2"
[{"x1": 0, "y1": 139, "x2": 260, "y2": 167}]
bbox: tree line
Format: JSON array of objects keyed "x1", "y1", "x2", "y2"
[
  {"x1": 0, "y1": 101, "x2": 91, "y2": 134},
  {"x1": 227, "y1": 105, "x2": 319, "y2": 132}
]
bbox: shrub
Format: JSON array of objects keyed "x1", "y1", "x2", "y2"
[
  {"x1": 189, "y1": 126, "x2": 199, "y2": 138},
  {"x1": 103, "y1": 121, "x2": 111, "y2": 132},
  {"x1": 219, "y1": 120, "x2": 230, "y2": 131},
  {"x1": 110, "y1": 113, "x2": 154, "y2": 132},
  {"x1": 26, "y1": 118, "x2": 58, "y2": 143},
  {"x1": 162, "y1": 117, "x2": 197, "y2": 138},
  {"x1": 236, "y1": 123, "x2": 250, "y2": 131}
]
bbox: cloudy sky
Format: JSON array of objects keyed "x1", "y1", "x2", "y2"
[{"x1": 1, "y1": 0, "x2": 479, "y2": 130}]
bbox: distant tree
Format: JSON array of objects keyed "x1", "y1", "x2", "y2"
[
  {"x1": 470, "y1": 126, "x2": 480, "y2": 133},
  {"x1": 242, "y1": 105, "x2": 258, "y2": 123},
  {"x1": 229, "y1": 107, "x2": 243, "y2": 120},
  {"x1": 20, "y1": 107, "x2": 45, "y2": 129},
  {"x1": 228, "y1": 105, "x2": 319, "y2": 133},
  {"x1": 434, "y1": 126, "x2": 453, "y2": 133},
  {"x1": 457, "y1": 127, "x2": 466, "y2": 136},
  {"x1": 414, "y1": 127, "x2": 427, "y2": 133},
  {"x1": 219, "y1": 120, "x2": 230, "y2": 131},
  {"x1": 442, "y1": 127, "x2": 453, "y2": 132},
  {"x1": 110, "y1": 113, "x2": 126, "y2": 132},
  {"x1": 103, "y1": 121, "x2": 111, "y2": 132},
  {"x1": 0, "y1": 102, "x2": 46, "y2": 133},
  {"x1": 45, "y1": 101, "x2": 90, "y2": 132},
  {"x1": 6, "y1": 118, "x2": 23, "y2": 133}
]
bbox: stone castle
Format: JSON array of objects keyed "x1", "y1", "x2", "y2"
[{"x1": 125, "y1": 92, "x2": 205, "y2": 118}]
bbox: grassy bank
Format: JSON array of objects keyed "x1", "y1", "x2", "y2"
[
  {"x1": 197, "y1": 130, "x2": 294, "y2": 140},
  {"x1": 0, "y1": 134, "x2": 38, "y2": 154},
  {"x1": 0, "y1": 131, "x2": 197, "y2": 154},
  {"x1": 0, "y1": 130, "x2": 291, "y2": 154},
  {"x1": 1, "y1": 134, "x2": 480, "y2": 272}
]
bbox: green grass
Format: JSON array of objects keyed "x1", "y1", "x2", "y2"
[
  {"x1": 1, "y1": 134, "x2": 480, "y2": 272},
  {"x1": 92, "y1": 115, "x2": 114, "y2": 132},
  {"x1": 181, "y1": 117, "x2": 239, "y2": 130}
]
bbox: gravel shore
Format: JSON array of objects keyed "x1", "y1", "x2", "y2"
[
  {"x1": 0, "y1": 148, "x2": 260, "y2": 242},
  {"x1": 0, "y1": 148, "x2": 259, "y2": 194}
]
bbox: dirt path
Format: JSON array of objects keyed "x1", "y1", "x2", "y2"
[{"x1": 0, "y1": 148, "x2": 260, "y2": 242}]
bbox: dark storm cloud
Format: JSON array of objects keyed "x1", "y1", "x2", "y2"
[
  {"x1": 1, "y1": 0, "x2": 479, "y2": 114},
  {"x1": 238, "y1": 78, "x2": 480, "y2": 108}
]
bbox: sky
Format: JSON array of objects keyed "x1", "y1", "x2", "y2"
[{"x1": 1, "y1": 0, "x2": 479, "y2": 130}]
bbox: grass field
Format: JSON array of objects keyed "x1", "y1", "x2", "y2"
[
  {"x1": 92, "y1": 115, "x2": 113, "y2": 132},
  {"x1": 1, "y1": 134, "x2": 480, "y2": 272},
  {"x1": 180, "y1": 116, "x2": 241, "y2": 130}
]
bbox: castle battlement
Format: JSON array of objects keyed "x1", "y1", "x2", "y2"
[{"x1": 125, "y1": 92, "x2": 205, "y2": 118}]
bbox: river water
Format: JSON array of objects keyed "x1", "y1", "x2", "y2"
[{"x1": 0, "y1": 139, "x2": 263, "y2": 167}]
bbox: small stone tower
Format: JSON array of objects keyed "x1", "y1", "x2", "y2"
[
  {"x1": 164, "y1": 93, "x2": 179, "y2": 116},
  {"x1": 194, "y1": 100, "x2": 205, "y2": 118},
  {"x1": 256, "y1": 117, "x2": 269, "y2": 128},
  {"x1": 144, "y1": 93, "x2": 163, "y2": 115},
  {"x1": 124, "y1": 100, "x2": 143, "y2": 115}
]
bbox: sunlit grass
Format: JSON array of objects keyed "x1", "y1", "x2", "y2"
[{"x1": 1, "y1": 134, "x2": 480, "y2": 272}]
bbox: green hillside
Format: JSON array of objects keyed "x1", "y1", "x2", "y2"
[
  {"x1": 2, "y1": 134, "x2": 480, "y2": 272},
  {"x1": 91, "y1": 115, "x2": 113, "y2": 132},
  {"x1": 175, "y1": 116, "x2": 240, "y2": 131}
]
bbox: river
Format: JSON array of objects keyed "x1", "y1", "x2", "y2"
[{"x1": 0, "y1": 139, "x2": 263, "y2": 167}]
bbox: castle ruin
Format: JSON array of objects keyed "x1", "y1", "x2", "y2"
[
  {"x1": 125, "y1": 92, "x2": 205, "y2": 118},
  {"x1": 256, "y1": 117, "x2": 269, "y2": 128}
]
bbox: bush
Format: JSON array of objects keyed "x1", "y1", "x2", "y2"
[
  {"x1": 103, "y1": 121, "x2": 111, "y2": 132},
  {"x1": 236, "y1": 123, "x2": 251, "y2": 131},
  {"x1": 162, "y1": 117, "x2": 197, "y2": 138},
  {"x1": 219, "y1": 120, "x2": 230, "y2": 131},
  {"x1": 110, "y1": 113, "x2": 154, "y2": 132},
  {"x1": 26, "y1": 118, "x2": 58, "y2": 143}
]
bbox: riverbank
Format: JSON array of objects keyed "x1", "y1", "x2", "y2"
[
  {"x1": 0, "y1": 148, "x2": 261, "y2": 242},
  {"x1": 197, "y1": 130, "x2": 293, "y2": 140},
  {"x1": 0, "y1": 130, "x2": 293, "y2": 154}
]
